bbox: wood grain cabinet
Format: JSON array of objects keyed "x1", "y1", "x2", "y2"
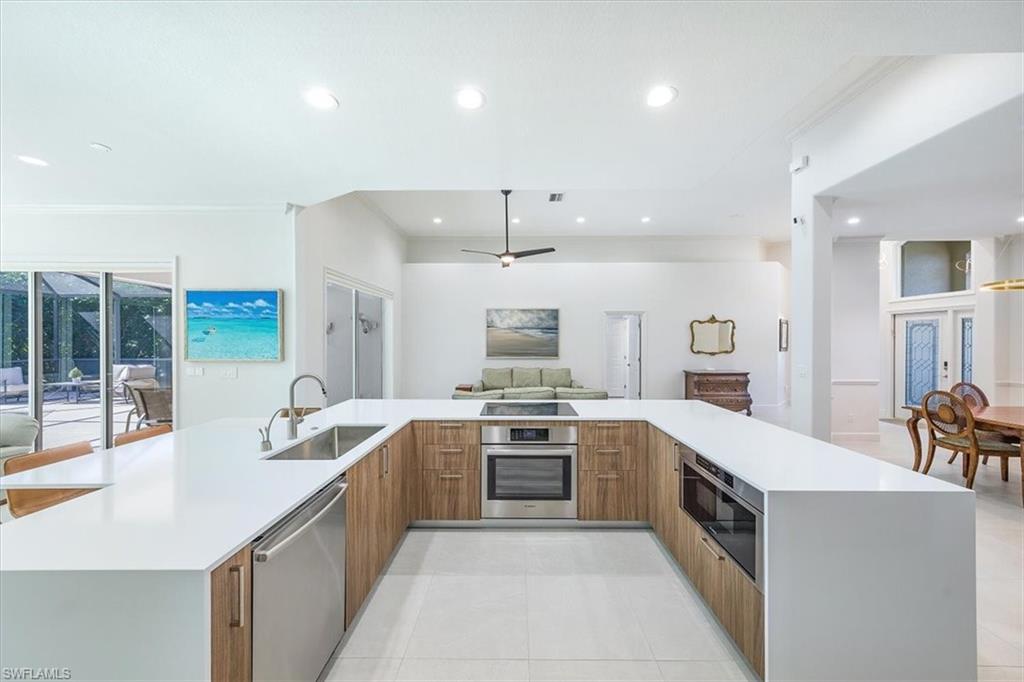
[
  {"x1": 579, "y1": 470, "x2": 640, "y2": 520},
  {"x1": 683, "y1": 370, "x2": 752, "y2": 415},
  {"x1": 578, "y1": 423, "x2": 647, "y2": 521},
  {"x1": 680, "y1": 510, "x2": 764, "y2": 677},
  {"x1": 345, "y1": 446, "x2": 386, "y2": 627},
  {"x1": 211, "y1": 545, "x2": 252, "y2": 682},
  {"x1": 416, "y1": 421, "x2": 480, "y2": 521}
]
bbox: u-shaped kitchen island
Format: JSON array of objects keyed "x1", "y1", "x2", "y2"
[{"x1": 0, "y1": 399, "x2": 976, "y2": 681}]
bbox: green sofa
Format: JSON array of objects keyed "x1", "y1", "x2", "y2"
[{"x1": 452, "y1": 367, "x2": 608, "y2": 400}]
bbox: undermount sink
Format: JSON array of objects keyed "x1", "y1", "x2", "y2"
[{"x1": 266, "y1": 425, "x2": 386, "y2": 461}]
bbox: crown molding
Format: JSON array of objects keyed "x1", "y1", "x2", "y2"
[
  {"x1": 352, "y1": 192, "x2": 408, "y2": 237},
  {"x1": 785, "y1": 56, "x2": 912, "y2": 143},
  {"x1": 0, "y1": 203, "x2": 285, "y2": 215}
]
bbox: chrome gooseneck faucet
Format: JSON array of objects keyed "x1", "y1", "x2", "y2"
[
  {"x1": 287, "y1": 374, "x2": 327, "y2": 440},
  {"x1": 259, "y1": 373, "x2": 329, "y2": 451}
]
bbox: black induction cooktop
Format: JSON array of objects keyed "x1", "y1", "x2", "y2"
[{"x1": 480, "y1": 402, "x2": 579, "y2": 417}]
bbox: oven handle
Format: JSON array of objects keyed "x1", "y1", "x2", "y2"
[{"x1": 483, "y1": 447, "x2": 576, "y2": 457}]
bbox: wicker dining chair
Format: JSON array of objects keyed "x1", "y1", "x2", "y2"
[{"x1": 920, "y1": 390, "x2": 1021, "y2": 493}]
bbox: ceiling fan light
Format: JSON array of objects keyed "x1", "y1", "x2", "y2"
[{"x1": 500, "y1": 254, "x2": 516, "y2": 264}]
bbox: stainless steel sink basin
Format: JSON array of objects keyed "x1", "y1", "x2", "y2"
[{"x1": 266, "y1": 425, "x2": 386, "y2": 461}]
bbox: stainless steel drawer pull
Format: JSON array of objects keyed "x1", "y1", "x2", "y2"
[
  {"x1": 596, "y1": 473, "x2": 621, "y2": 480},
  {"x1": 229, "y1": 565, "x2": 245, "y2": 628},
  {"x1": 700, "y1": 536, "x2": 725, "y2": 561},
  {"x1": 594, "y1": 422, "x2": 622, "y2": 428},
  {"x1": 439, "y1": 422, "x2": 464, "y2": 429},
  {"x1": 595, "y1": 449, "x2": 621, "y2": 454},
  {"x1": 439, "y1": 448, "x2": 464, "y2": 454},
  {"x1": 439, "y1": 473, "x2": 464, "y2": 480}
]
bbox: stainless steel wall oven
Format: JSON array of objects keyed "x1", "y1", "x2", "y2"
[{"x1": 481, "y1": 425, "x2": 577, "y2": 519}]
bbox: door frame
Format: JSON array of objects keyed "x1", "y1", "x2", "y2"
[
  {"x1": 603, "y1": 311, "x2": 645, "y2": 399},
  {"x1": 890, "y1": 304, "x2": 975, "y2": 415},
  {"x1": 0, "y1": 257, "x2": 178, "y2": 449},
  {"x1": 322, "y1": 267, "x2": 395, "y2": 399}
]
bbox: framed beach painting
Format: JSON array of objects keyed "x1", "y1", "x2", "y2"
[
  {"x1": 185, "y1": 289, "x2": 283, "y2": 361},
  {"x1": 486, "y1": 308, "x2": 559, "y2": 358}
]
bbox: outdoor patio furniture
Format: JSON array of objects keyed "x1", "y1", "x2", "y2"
[
  {"x1": 0, "y1": 413, "x2": 39, "y2": 506},
  {"x1": 113, "y1": 364, "x2": 159, "y2": 402},
  {"x1": 44, "y1": 379, "x2": 102, "y2": 404},
  {"x1": 125, "y1": 386, "x2": 173, "y2": 430},
  {"x1": 114, "y1": 423, "x2": 172, "y2": 447},
  {"x1": 0, "y1": 367, "x2": 30, "y2": 403}
]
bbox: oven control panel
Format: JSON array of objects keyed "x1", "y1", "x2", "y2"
[{"x1": 509, "y1": 428, "x2": 549, "y2": 442}]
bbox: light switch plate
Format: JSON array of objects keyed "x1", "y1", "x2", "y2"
[
  {"x1": 186, "y1": 366, "x2": 204, "y2": 377},
  {"x1": 219, "y1": 367, "x2": 238, "y2": 379}
]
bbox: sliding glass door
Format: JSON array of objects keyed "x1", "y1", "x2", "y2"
[
  {"x1": 0, "y1": 268, "x2": 172, "y2": 451},
  {"x1": 323, "y1": 280, "x2": 386, "y2": 405}
]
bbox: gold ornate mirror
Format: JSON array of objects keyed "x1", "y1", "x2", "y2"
[{"x1": 690, "y1": 315, "x2": 736, "y2": 355}]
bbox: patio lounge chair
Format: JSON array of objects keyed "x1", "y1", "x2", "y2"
[
  {"x1": 0, "y1": 413, "x2": 40, "y2": 506},
  {"x1": 0, "y1": 367, "x2": 30, "y2": 403},
  {"x1": 125, "y1": 386, "x2": 173, "y2": 431},
  {"x1": 113, "y1": 364, "x2": 159, "y2": 402}
]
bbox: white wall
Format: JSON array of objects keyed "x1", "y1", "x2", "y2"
[
  {"x1": 293, "y1": 194, "x2": 406, "y2": 403},
  {"x1": 401, "y1": 262, "x2": 786, "y2": 405},
  {"x1": 407, "y1": 236, "x2": 768, "y2": 263},
  {"x1": 995, "y1": 234, "x2": 1024, "y2": 404},
  {"x1": 831, "y1": 240, "x2": 880, "y2": 438},
  {"x1": 0, "y1": 207, "x2": 296, "y2": 427}
]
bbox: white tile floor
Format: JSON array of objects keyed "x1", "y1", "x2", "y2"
[
  {"x1": 327, "y1": 412, "x2": 1022, "y2": 681},
  {"x1": 325, "y1": 529, "x2": 756, "y2": 682}
]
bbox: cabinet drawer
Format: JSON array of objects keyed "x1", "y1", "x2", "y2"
[
  {"x1": 704, "y1": 396, "x2": 751, "y2": 412},
  {"x1": 415, "y1": 421, "x2": 480, "y2": 445},
  {"x1": 420, "y1": 469, "x2": 480, "y2": 520},
  {"x1": 578, "y1": 470, "x2": 639, "y2": 520},
  {"x1": 579, "y1": 421, "x2": 642, "y2": 446},
  {"x1": 579, "y1": 444, "x2": 637, "y2": 471},
  {"x1": 422, "y1": 444, "x2": 480, "y2": 470}
]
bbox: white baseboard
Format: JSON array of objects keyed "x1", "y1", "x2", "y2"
[{"x1": 831, "y1": 431, "x2": 881, "y2": 441}]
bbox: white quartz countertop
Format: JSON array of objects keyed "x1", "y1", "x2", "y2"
[{"x1": 0, "y1": 399, "x2": 966, "y2": 573}]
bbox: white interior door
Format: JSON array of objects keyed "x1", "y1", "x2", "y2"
[
  {"x1": 605, "y1": 313, "x2": 642, "y2": 399},
  {"x1": 894, "y1": 312, "x2": 948, "y2": 411},
  {"x1": 605, "y1": 316, "x2": 628, "y2": 398},
  {"x1": 625, "y1": 315, "x2": 642, "y2": 399}
]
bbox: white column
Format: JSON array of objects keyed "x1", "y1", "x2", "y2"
[
  {"x1": 790, "y1": 195, "x2": 833, "y2": 439},
  {"x1": 970, "y1": 238, "x2": 997, "y2": 398}
]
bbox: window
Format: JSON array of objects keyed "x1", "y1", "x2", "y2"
[
  {"x1": 961, "y1": 317, "x2": 974, "y2": 384},
  {"x1": 900, "y1": 241, "x2": 972, "y2": 297}
]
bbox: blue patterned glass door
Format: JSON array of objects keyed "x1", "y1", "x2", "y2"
[
  {"x1": 905, "y1": 319, "x2": 939, "y2": 406},
  {"x1": 961, "y1": 317, "x2": 974, "y2": 383}
]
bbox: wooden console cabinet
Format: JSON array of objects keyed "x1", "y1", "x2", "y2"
[{"x1": 684, "y1": 370, "x2": 752, "y2": 415}]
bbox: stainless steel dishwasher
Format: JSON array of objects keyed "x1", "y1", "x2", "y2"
[{"x1": 252, "y1": 475, "x2": 347, "y2": 682}]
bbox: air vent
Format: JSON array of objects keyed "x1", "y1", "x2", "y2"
[{"x1": 548, "y1": 193, "x2": 564, "y2": 202}]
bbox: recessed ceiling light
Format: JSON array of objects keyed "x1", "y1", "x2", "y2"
[
  {"x1": 303, "y1": 87, "x2": 339, "y2": 110},
  {"x1": 16, "y1": 155, "x2": 48, "y2": 167},
  {"x1": 847, "y1": 216, "x2": 861, "y2": 225},
  {"x1": 646, "y1": 84, "x2": 678, "y2": 108},
  {"x1": 432, "y1": 217, "x2": 443, "y2": 224},
  {"x1": 456, "y1": 87, "x2": 485, "y2": 110},
  {"x1": 576, "y1": 216, "x2": 586, "y2": 224},
  {"x1": 1017, "y1": 215, "x2": 1024, "y2": 223},
  {"x1": 511, "y1": 217, "x2": 520, "y2": 224},
  {"x1": 89, "y1": 142, "x2": 112, "y2": 152},
  {"x1": 640, "y1": 216, "x2": 651, "y2": 223}
]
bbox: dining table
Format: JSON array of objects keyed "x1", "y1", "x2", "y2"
[{"x1": 903, "y1": 404, "x2": 1024, "y2": 478}]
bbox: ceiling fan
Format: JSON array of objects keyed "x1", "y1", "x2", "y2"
[{"x1": 461, "y1": 189, "x2": 555, "y2": 267}]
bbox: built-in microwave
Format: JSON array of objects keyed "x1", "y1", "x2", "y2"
[{"x1": 679, "y1": 444, "x2": 764, "y2": 591}]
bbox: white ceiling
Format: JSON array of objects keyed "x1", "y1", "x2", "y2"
[
  {"x1": 830, "y1": 96, "x2": 1024, "y2": 239},
  {"x1": 1, "y1": 2, "x2": 1021, "y2": 240}
]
